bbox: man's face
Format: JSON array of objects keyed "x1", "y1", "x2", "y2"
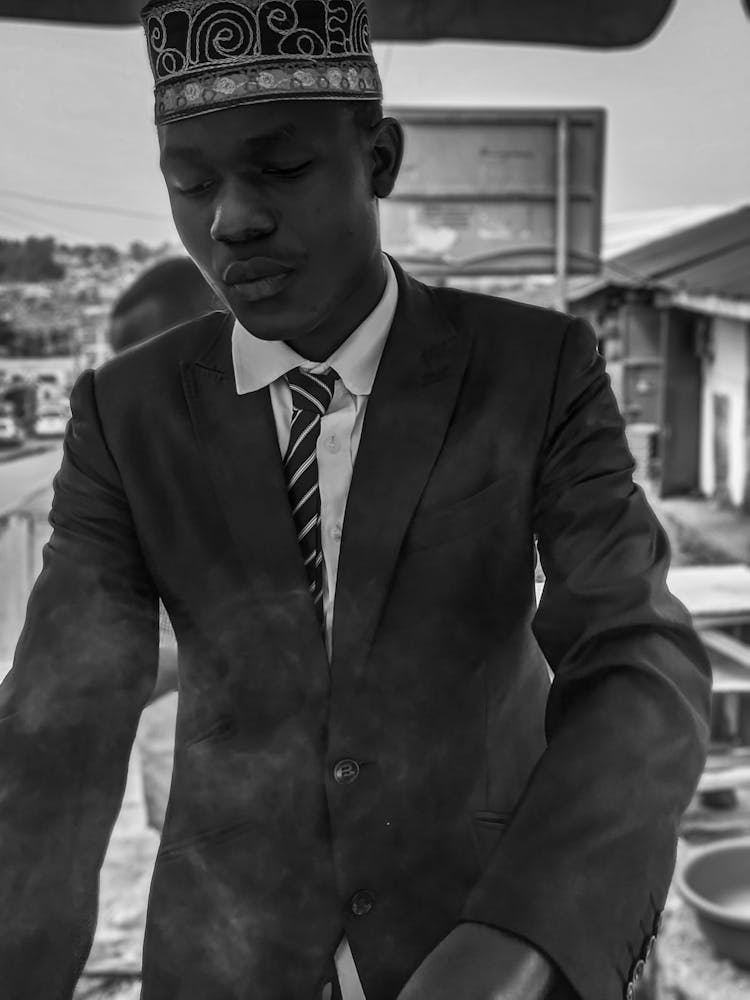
[{"x1": 159, "y1": 101, "x2": 384, "y2": 343}]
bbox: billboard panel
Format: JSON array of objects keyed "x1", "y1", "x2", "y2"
[{"x1": 381, "y1": 108, "x2": 606, "y2": 278}]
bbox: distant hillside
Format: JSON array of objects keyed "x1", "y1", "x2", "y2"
[{"x1": 0, "y1": 237, "x2": 64, "y2": 283}]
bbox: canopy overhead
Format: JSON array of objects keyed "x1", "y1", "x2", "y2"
[{"x1": 0, "y1": 0, "x2": 678, "y2": 47}]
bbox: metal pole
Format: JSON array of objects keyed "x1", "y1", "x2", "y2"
[
  {"x1": 656, "y1": 305, "x2": 670, "y2": 494},
  {"x1": 555, "y1": 114, "x2": 570, "y2": 312}
]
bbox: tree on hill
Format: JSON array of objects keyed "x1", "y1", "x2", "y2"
[
  {"x1": 0, "y1": 237, "x2": 65, "y2": 282},
  {"x1": 0, "y1": 315, "x2": 16, "y2": 355},
  {"x1": 129, "y1": 240, "x2": 154, "y2": 264},
  {"x1": 95, "y1": 244, "x2": 121, "y2": 268}
]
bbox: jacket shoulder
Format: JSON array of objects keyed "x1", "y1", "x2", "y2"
[
  {"x1": 414, "y1": 280, "x2": 600, "y2": 407},
  {"x1": 428, "y1": 282, "x2": 577, "y2": 342},
  {"x1": 95, "y1": 309, "x2": 231, "y2": 389}
]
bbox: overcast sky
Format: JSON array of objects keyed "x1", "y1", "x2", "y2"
[{"x1": 0, "y1": 0, "x2": 748, "y2": 247}]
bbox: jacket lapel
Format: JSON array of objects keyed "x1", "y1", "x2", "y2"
[
  {"x1": 180, "y1": 315, "x2": 330, "y2": 688},
  {"x1": 331, "y1": 262, "x2": 472, "y2": 678}
]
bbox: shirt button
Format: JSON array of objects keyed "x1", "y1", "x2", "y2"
[
  {"x1": 331, "y1": 524, "x2": 342, "y2": 542},
  {"x1": 350, "y1": 890, "x2": 375, "y2": 916},
  {"x1": 324, "y1": 434, "x2": 340, "y2": 453},
  {"x1": 333, "y1": 759, "x2": 360, "y2": 784}
]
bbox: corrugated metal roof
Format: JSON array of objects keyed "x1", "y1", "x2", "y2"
[
  {"x1": 570, "y1": 204, "x2": 750, "y2": 304},
  {"x1": 602, "y1": 205, "x2": 732, "y2": 258},
  {"x1": 665, "y1": 243, "x2": 750, "y2": 299}
]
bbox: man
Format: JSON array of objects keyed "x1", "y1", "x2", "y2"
[{"x1": 0, "y1": 3, "x2": 710, "y2": 999}]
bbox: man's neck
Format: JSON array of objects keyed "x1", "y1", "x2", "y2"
[{"x1": 285, "y1": 255, "x2": 387, "y2": 362}]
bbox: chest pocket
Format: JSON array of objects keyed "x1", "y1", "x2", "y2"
[
  {"x1": 402, "y1": 474, "x2": 514, "y2": 553},
  {"x1": 471, "y1": 811, "x2": 510, "y2": 869}
]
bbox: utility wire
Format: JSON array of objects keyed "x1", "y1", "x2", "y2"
[
  {"x1": 0, "y1": 204, "x2": 97, "y2": 243},
  {"x1": 1, "y1": 187, "x2": 703, "y2": 292},
  {"x1": 0, "y1": 188, "x2": 169, "y2": 222}
]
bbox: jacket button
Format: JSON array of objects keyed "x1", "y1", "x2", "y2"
[
  {"x1": 624, "y1": 982, "x2": 635, "y2": 1000},
  {"x1": 632, "y1": 959, "x2": 645, "y2": 981},
  {"x1": 644, "y1": 935, "x2": 656, "y2": 961},
  {"x1": 350, "y1": 890, "x2": 375, "y2": 916},
  {"x1": 333, "y1": 759, "x2": 360, "y2": 784}
]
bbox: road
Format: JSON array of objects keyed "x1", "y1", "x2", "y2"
[{"x1": 0, "y1": 443, "x2": 63, "y2": 518}]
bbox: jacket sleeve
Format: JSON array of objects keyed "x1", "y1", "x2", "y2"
[
  {"x1": 0, "y1": 369, "x2": 159, "y2": 999},
  {"x1": 460, "y1": 317, "x2": 711, "y2": 1000}
]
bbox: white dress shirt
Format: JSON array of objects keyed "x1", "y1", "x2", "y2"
[{"x1": 231, "y1": 255, "x2": 399, "y2": 1000}]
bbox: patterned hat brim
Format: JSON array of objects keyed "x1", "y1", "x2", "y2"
[
  {"x1": 142, "y1": 0, "x2": 383, "y2": 125},
  {"x1": 154, "y1": 58, "x2": 382, "y2": 124}
]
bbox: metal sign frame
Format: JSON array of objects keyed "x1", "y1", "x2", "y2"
[{"x1": 383, "y1": 107, "x2": 607, "y2": 305}]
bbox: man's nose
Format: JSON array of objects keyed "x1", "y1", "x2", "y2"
[{"x1": 210, "y1": 180, "x2": 275, "y2": 243}]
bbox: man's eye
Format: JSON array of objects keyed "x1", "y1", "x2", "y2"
[
  {"x1": 174, "y1": 179, "x2": 215, "y2": 196},
  {"x1": 262, "y1": 161, "x2": 312, "y2": 178}
]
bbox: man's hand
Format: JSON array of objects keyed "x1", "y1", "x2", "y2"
[{"x1": 396, "y1": 923, "x2": 556, "y2": 1000}]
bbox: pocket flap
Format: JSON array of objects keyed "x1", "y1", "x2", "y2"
[{"x1": 471, "y1": 812, "x2": 508, "y2": 868}]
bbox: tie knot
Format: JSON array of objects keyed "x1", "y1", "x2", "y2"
[{"x1": 285, "y1": 367, "x2": 337, "y2": 415}]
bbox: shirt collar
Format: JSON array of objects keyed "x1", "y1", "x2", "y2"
[{"x1": 231, "y1": 255, "x2": 398, "y2": 397}]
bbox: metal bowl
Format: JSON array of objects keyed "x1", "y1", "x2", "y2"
[{"x1": 677, "y1": 835, "x2": 750, "y2": 968}]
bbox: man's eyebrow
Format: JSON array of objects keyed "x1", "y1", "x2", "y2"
[
  {"x1": 160, "y1": 124, "x2": 300, "y2": 165},
  {"x1": 239, "y1": 123, "x2": 298, "y2": 150},
  {"x1": 160, "y1": 146, "x2": 206, "y2": 165}
]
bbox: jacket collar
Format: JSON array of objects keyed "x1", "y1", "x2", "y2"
[
  {"x1": 182, "y1": 258, "x2": 472, "y2": 682},
  {"x1": 230, "y1": 254, "x2": 398, "y2": 397}
]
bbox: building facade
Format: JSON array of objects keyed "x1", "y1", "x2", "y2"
[{"x1": 567, "y1": 206, "x2": 750, "y2": 511}]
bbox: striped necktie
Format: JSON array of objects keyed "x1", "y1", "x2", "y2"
[{"x1": 283, "y1": 366, "x2": 338, "y2": 624}]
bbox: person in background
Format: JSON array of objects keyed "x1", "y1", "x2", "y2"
[
  {"x1": 109, "y1": 255, "x2": 223, "y2": 703},
  {"x1": 0, "y1": 3, "x2": 711, "y2": 999},
  {"x1": 109, "y1": 254, "x2": 222, "y2": 354}
]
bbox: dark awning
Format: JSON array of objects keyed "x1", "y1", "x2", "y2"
[{"x1": 0, "y1": 1, "x2": 679, "y2": 47}]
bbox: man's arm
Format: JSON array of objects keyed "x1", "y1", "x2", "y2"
[
  {"x1": 397, "y1": 924, "x2": 558, "y2": 1000},
  {"x1": 0, "y1": 369, "x2": 159, "y2": 999},
  {"x1": 399, "y1": 317, "x2": 711, "y2": 1000}
]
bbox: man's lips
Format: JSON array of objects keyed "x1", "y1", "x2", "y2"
[{"x1": 222, "y1": 257, "x2": 294, "y2": 285}]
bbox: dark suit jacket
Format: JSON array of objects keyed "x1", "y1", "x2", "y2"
[{"x1": 0, "y1": 260, "x2": 710, "y2": 1000}]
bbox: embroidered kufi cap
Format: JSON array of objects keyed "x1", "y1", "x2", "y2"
[{"x1": 141, "y1": 0, "x2": 383, "y2": 125}]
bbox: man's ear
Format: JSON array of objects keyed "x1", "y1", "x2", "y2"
[{"x1": 370, "y1": 117, "x2": 404, "y2": 199}]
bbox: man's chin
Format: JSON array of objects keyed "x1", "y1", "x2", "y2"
[{"x1": 229, "y1": 297, "x2": 306, "y2": 342}]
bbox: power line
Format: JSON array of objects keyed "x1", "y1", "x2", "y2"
[
  {"x1": 0, "y1": 188, "x2": 170, "y2": 222},
  {"x1": 0, "y1": 187, "x2": 669, "y2": 290},
  {"x1": 0, "y1": 203, "x2": 98, "y2": 243}
]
